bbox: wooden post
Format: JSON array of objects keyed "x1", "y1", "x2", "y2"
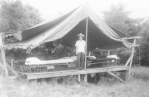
[
  {"x1": 84, "y1": 17, "x2": 89, "y2": 83},
  {"x1": 119, "y1": 70, "x2": 129, "y2": 81},
  {"x1": 125, "y1": 55, "x2": 131, "y2": 66},
  {"x1": 0, "y1": 33, "x2": 8, "y2": 77},
  {"x1": 6, "y1": 62, "x2": 19, "y2": 76},
  {"x1": 107, "y1": 71, "x2": 125, "y2": 83},
  {"x1": 128, "y1": 39, "x2": 136, "y2": 80},
  {"x1": 78, "y1": 74, "x2": 80, "y2": 82},
  {"x1": 11, "y1": 59, "x2": 14, "y2": 69},
  {"x1": 1, "y1": 48, "x2": 8, "y2": 76},
  {"x1": 0, "y1": 62, "x2": 2, "y2": 75},
  {"x1": 124, "y1": 36, "x2": 141, "y2": 66},
  {"x1": 138, "y1": 46, "x2": 141, "y2": 66},
  {"x1": 108, "y1": 50, "x2": 110, "y2": 56}
]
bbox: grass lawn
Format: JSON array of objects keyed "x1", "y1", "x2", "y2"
[{"x1": 0, "y1": 66, "x2": 149, "y2": 97}]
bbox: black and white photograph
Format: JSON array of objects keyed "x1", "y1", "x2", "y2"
[{"x1": 0, "y1": 0, "x2": 148, "y2": 97}]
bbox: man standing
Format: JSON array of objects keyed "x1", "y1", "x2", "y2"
[{"x1": 75, "y1": 33, "x2": 86, "y2": 70}]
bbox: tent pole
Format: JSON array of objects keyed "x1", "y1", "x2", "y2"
[
  {"x1": 84, "y1": 17, "x2": 89, "y2": 82},
  {"x1": 85, "y1": 17, "x2": 88, "y2": 69}
]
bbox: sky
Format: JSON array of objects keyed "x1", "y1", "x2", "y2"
[{"x1": 22, "y1": 0, "x2": 149, "y2": 20}]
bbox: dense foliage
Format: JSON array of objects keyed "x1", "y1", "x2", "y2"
[
  {"x1": 0, "y1": 0, "x2": 42, "y2": 33},
  {"x1": 137, "y1": 22, "x2": 149, "y2": 66},
  {"x1": 0, "y1": 0, "x2": 43, "y2": 60},
  {"x1": 103, "y1": 4, "x2": 131, "y2": 34}
]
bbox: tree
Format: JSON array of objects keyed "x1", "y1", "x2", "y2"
[
  {"x1": 136, "y1": 20, "x2": 149, "y2": 66},
  {"x1": 0, "y1": 0, "x2": 42, "y2": 33},
  {"x1": 124, "y1": 18, "x2": 149, "y2": 66},
  {"x1": 125, "y1": 18, "x2": 142, "y2": 36},
  {"x1": 103, "y1": 4, "x2": 131, "y2": 34},
  {"x1": 103, "y1": 4, "x2": 142, "y2": 65},
  {"x1": 0, "y1": 0, "x2": 43, "y2": 61}
]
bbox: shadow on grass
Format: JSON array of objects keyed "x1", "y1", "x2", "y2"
[{"x1": 131, "y1": 66, "x2": 149, "y2": 81}]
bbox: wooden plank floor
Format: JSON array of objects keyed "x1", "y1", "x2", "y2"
[
  {"x1": 9, "y1": 76, "x2": 18, "y2": 80},
  {"x1": 23, "y1": 66, "x2": 129, "y2": 80}
]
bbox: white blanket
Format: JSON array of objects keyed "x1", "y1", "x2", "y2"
[{"x1": 25, "y1": 56, "x2": 77, "y2": 65}]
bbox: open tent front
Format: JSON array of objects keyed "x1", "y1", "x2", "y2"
[
  {"x1": 61, "y1": 18, "x2": 128, "y2": 50},
  {"x1": 1, "y1": 3, "x2": 140, "y2": 81}
]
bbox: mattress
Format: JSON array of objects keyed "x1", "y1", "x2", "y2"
[{"x1": 25, "y1": 56, "x2": 77, "y2": 65}]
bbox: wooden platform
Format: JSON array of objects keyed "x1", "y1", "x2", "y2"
[
  {"x1": 21, "y1": 66, "x2": 129, "y2": 80},
  {"x1": 9, "y1": 76, "x2": 18, "y2": 80}
]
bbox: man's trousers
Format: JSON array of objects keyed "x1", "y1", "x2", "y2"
[{"x1": 77, "y1": 52, "x2": 85, "y2": 69}]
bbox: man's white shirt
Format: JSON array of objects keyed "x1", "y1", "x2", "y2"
[{"x1": 75, "y1": 40, "x2": 86, "y2": 54}]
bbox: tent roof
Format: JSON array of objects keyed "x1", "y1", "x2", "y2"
[{"x1": 5, "y1": 3, "x2": 131, "y2": 50}]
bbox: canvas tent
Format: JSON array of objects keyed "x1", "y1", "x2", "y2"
[
  {"x1": 5, "y1": 3, "x2": 132, "y2": 51},
  {"x1": 1, "y1": 3, "x2": 141, "y2": 80}
]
